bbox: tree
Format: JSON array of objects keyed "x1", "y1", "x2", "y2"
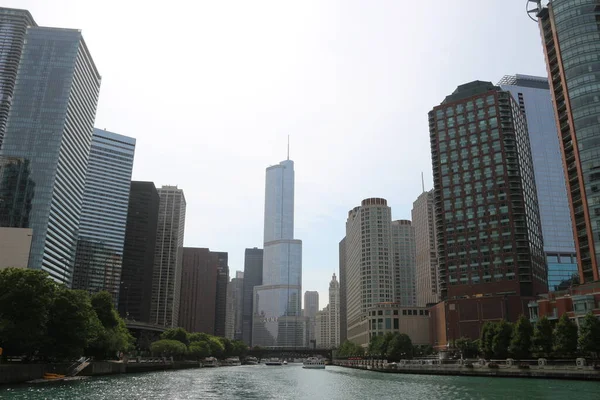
[
  {"x1": 150, "y1": 339, "x2": 187, "y2": 357},
  {"x1": 188, "y1": 332, "x2": 210, "y2": 344},
  {"x1": 0, "y1": 268, "x2": 57, "y2": 358},
  {"x1": 491, "y1": 320, "x2": 513, "y2": 359},
  {"x1": 221, "y1": 337, "x2": 233, "y2": 358},
  {"x1": 231, "y1": 340, "x2": 248, "y2": 358},
  {"x1": 188, "y1": 341, "x2": 211, "y2": 360},
  {"x1": 368, "y1": 335, "x2": 386, "y2": 357},
  {"x1": 455, "y1": 337, "x2": 479, "y2": 358},
  {"x1": 578, "y1": 312, "x2": 600, "y2": 358},
  {"x1": 207, "y1": 336, "x2": 225, "y2": 359},
  {"x1": 86, "y1": 292, "x2": 134, "y2": 359},
  {"x1": 479, "y1": 321, "x2": 495, "y2": 358},
  {"x1": 337, "y1": 340, "x2": 364, "y2": 357},
  {"x1": 90, "y1": 291, "x2": 119, "y2": 329},
  {"x1": 387, "y1": 333, "x2": 413, "y2": 361},
  {"x1": 160, "y1": 327, "x2": 189, "y2": 346},
  {"x1": 532, "y1": 316, "x2": 553, "y2": 357},
  {"x1": 553, "y1": 314, "x2": 578, "y2": 357},
  {"x1": 509, "y1": 315, "x2": 533, "y2": 359}
]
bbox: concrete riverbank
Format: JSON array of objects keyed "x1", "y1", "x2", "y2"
[{"x1": 333, "y1": 359, "x2": 600, "y2": 381}]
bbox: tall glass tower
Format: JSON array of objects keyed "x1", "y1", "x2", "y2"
[
  {"x1": 72, "y1": 129, "x2": 136, "y2": 302},
  {"x1": 0, "y1": 27, "x2": 101, "y2": 284},
  {"x1": 252, "y1": 159, "x2": 304, "y2": 348}
]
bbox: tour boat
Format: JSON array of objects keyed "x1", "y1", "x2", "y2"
[
  {"x1": 221, "y1": 357, "x2": 241, "y2": 366},
  {"x1": 265, "y1": 358, "x2": 283, "y2": 366},
  {"x1": 202, "y1": 357, "x2": 219, "y2": 367},
  {"x1": 283, "y1": 360, "x2": 288, "y2": 365},
  {"x1": 302, "y1": 357, "x2": 326, "y2": 369},
  {"x1": 244, "y1": 356, "x2": 259, "y2": 365}
]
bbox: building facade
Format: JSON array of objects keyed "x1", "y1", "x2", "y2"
[
  {"x1": 0, "y1": 27, "x2": 101, "y2": 284},
  {"x1": 178, "y1": 247, "x2": 219, "y2": 334},
  {"x1": 428, "y1": 81, "x2": 547, "y2": 345},
  {"x1": 0, "y1": 7, "x2": 37, "y2": 148},
  {"x1": 391, "y1": 220, "x2": 416, "y2": 306},
  {"x1": 225, "y1": 271, "x2": 244, "y2": 340},
  {"x1": 412, "y1": 190, "x2": 440, "y2": 306},
  {"x1": 304, "y1": 291, "x2": 319, "y2": 347},
  {"x1": 528, "y1": 281, "x2": 600, "y2": 325},
  {"x1": 214, "y1": 252, "x2": 229, "y2": 338},
  {"x1": 0, "y1": 227, "x2": 32, "y2": 269},
  {"x1": 345, "y1": 198, "x2": 394, "y2": 346},
  {"x1": 338, "y1": 237, "x2": 348, "y2": 343},
  {"x1": 118, "y1": 181, "x2": 160, "y2": 323},
  {"x1": 0, "y1": 156, "x2": 34, "y2": 228},
  {"x1": 72, "y1": 129, "x2": 135, "y2": 302},
  {"x1": 151, "y1": 186, "x2": 186, "y2": 327},
  {"x1": 367, "y1": 303, "x2": 430, "y2": 346},
  {"x1": 315, "y1": 273, "x2": 340, "y2": 349},
  {"x1": 532, "y1": 0, "x2": 600, "y2": 284},
  {"x1": 252, "y1": 159, "x2": 305, "y2": 348},
  {"x1": 499, "y1": 74, "x2": 578, "y2": 291},
  {"x1": 242, "y1": 247, "x2": 263, "y2": 345}
]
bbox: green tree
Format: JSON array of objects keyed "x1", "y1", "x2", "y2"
[
  {"x1": 0, "y1": 268, "x2": 57, "y2": 358},
  {"x1": 231, "y1": 340, "x2": 248, "y2": 357},
  {"x1": 553, "y1": 314, "x2": 578, "y2": 357},
  {"x1": 492, "y1": 320, "x2": 513, "y2": 359},
  {"x1": 90, "y1": 291, "x2": 119, "y2": 329},
  {"x1": 160, "y1": 327, "x2": 189, "y2": 346},
  {"x1": 150, "y1": 339, "x2": 187, "y2": 357},
  {"x1": 221, "y1": 337, "x2": 233, "y2": 358},
  {"x1": 188, "y1": 341, "x2": 211, "y2": 359},
  {"x1": 86, "y1": 292, "x2": 134, "y2": 359},
  {"x1": 387, "y1": 333, "x2": 413, "y2": 361},
  {"x1": 479, "y1": 321, "x2": 496, "y2": 358},
  {"x1": 509, "y1": 315, "x2": 533, "y2": 359},
  {"x1": 578, "y1": 312, "x2": 600, "y2": 358},
  {"x1": 532, "y1": 316, "x2": 553, "y2": 357},
  {"x1": 188, "y1": 332, "x2": 210, "y2": 344},
  {"x1": 337, "y1": 340, "x2": 364, "y2": 357},
  {"x1": 368, "y1": 335, "x2": 386, "y2": 357},
  {"x1": 207, "y1": 336, "x2": 225, "y2": 358},
  {"x1": 455, "y1": 337, "x2": 479, "y2": 358}
]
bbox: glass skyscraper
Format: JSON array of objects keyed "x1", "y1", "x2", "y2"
[
  {"x1": 0, "y1": 27, "x2": 101, "y2": 284},
  {"x1": 252, "y1": 159, "x2": 305, "y2": 348},
  {"x1": 391, "y1": 220, "x2": 416, "y2": 306},
  {"x1": 72, "y1": 129, "x2": 136, "y2": 302},
  {"x1": 499, "y1": 74, "x2": 578, "y2": 291}
]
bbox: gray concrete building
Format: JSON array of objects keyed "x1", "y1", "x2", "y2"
[{"x1": 242, "y1": 247, "x2": 263, "y2": 345}]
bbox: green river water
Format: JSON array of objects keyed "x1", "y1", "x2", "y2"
[{"x1": 1, "y1": 364, "x2": 599, "y2": 399}]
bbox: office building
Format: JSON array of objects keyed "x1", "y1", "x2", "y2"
[
  {"x1": 412, "y1": 190, "x2": 440, "y2": 306},
  {"x1": 304, "y1": 291, "x2": 319, "y2": 347},
  {"x1": 225, "y1": 271, "x2": 244, "y2": 340},
  {"x1": 72, "y1": 129, "x2": 135, "y2": 302},
  {"x1": 499, "y1": 74, "x2": 578, "y2": 291},
  {"x1": 214, "y1": 252, "x2": 229, "y2": 338},
  {"x1": 345, "y1": 198, "x2": 394, "y2": 346},
  {"x1": 367, "y1": 303, "x2": 430, "y2": 346},
  {"x1": 252, "y1": 159, "x2": 305, "y2": 348},
  {"x1": 315, "y1": 273, "x2": 340, "y2": 349},
  {"x1": 0, "y1": 156, "x2": 34, "y2": 228},
  {"x1": 0, "y1": 27, "x2": 101, "y2": 284},
  {"x1": 391, "y1": 220, "x2": 416, "y2": 306},
  {"x1": 530, "y1": 0, "x2": 600, "y2": 284},
  {"x1": 0, "y1": 227, "x2": 32, "y2": 269},
  {"x1": 428, "y1": 80, "x2": 546, "y2": 347},
  {"x1": 118, "y1": 181, "x2": 160, "y2": 322},
  {"x1": 178, "y1": 247, "x2": 219, "y2": 334},
  {"x1": 339, "y1": 237, "x2": 348, "y2": 343},
  {"x1": 151, "y1": 186, "x2": 186, "y2": 327},
  {"x1": 242, "y1": 247, "x2": 263, "y2": 345},
  {"x1": 0, "y1": 8, "x2": 37, "y2": 148}
]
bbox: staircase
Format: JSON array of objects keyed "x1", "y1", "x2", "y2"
[{"x1": 67, "y1": 357, "x2": 91, "y2": 376}]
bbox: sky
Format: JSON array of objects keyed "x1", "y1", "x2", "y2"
[{"x1": 9, "y1": 0, "x2": 548, "y2": 309}]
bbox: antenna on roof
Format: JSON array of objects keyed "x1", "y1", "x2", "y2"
[
  {"x1": 421, "y1": 171, "x2": 425, "y2": 193},
  {"x1": 287, "y1": 135, "x2": 290, "y2": 160}
]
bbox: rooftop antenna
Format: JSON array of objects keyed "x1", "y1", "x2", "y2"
[
  {"x1": 287, "y1": 135, "x2": 290, "y2": 160},
  {"x1": 421, "y1": 171, "x2": 425, "y2": 193}
]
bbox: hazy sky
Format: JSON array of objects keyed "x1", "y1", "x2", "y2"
[{"x1": 10, "y1": 0, "x2": 547, "y2": 309}]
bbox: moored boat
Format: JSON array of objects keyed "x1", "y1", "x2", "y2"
[
  {"x1": 243, "y1": 356, "x2": 259, "y2": 365},
  {"x1": 302, "y1": 357, "x2": 326, "y2": 369},
  {"x1": 265, "y1": 358, "x2": 283, "y2": 366},
  {"x1": 202, "y1": 357, "x2": 219, "y2": 367},
  {"x1": 221, "y1": 356, "x2": 242, "y2": 366}
]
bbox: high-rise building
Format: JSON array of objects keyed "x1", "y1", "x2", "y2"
[
  {"x1": 530, "y1": 0, "x2": 600, "y2": 284},
  {"x1": 498, "y1": 74, "x2": 578, "y2": 291},
  {"x1": 252, "y1": 159, "x2": 304, "y2": 348},
  {"x1": 338, "y1": 238, "x2": 348, "y2": 343},
  {"x1": 345, "y1": 198, "x2": 394, "y2": 346},
  {"x1": 152, "y1": 186, "x2": 186, "y2": 327},
  {"x1": 214, "y1": 251, "x2": 229, "y2": 338},
  {"x1": 0, "y1": 156, "x2": 34, "y2": 228},
  {"x1": 0, "y1": 27, "x2": 101, "y2": 284},
  {"x1": 428, "y1": 81, "x2": 546, "y2": 347},
  {"x1": 391, "y1": 220, "x2": 416, "y2": 306},
  {"x1": 226, "y1": 271, "x2": 244, "y2": 340},
  {"x1": 178, "y1": 247, "x2": 219, "y2": 334},
  {"x1": 72, "y1": 129, "x2": 136, "y2": 302},
  {"x1": 411, "y1": 190, "x2": 440, "y2": 306},
  {"x1": 304, "y1": 291, "x2": 319, "y2": 347},
  {"x1": 242, "y1": 247, "x2": 263, "y2": 345},
  {"x1": 118, "y1": 181, "x2": 160, "y2": 323},
  {"x1": 0, "y1": 8, "x2": 37, "y2": 148},
  {"x1": 315, "y1": 274, "x2": 340, "y2": 349}
]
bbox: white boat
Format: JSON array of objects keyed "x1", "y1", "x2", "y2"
[
  {"x1": 283, "y1": 360, "x2": 288, "y2": 365},
  {"x1": 303, "y1": 357, "x2": 326, "y2": 369},
  {"x1": 202, "y1": 357, "x2": 219, "y2": 367},
  {"x1": 244, "y1": 356, "x2": 259, "y2": 365},
  {"x1": 265, "y1": 358, "x2": 283, "y2": 366},
  {"x1": 221, "y1": 357, "x2": 241, "y2": 366}
]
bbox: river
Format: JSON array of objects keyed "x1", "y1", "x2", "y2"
[{"x1": 2, "y1": 364, "x2": 600, "y2": 399}]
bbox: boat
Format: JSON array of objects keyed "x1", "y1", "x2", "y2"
[
  {"x1": 202, "y1": 357, "x2": 219, "y2": 367},
  {"x1": 265, "y1": 358, "x2": 283, "y2": 366},
  {"x1": 243, "y1": 356, "x2": 259, "y2": 365},
  {"x1": 221, "y1": 357, "x2": 241, "y2": 366},
  {"x1": 283, "y1": 360, "x2": 288, "y2": 365},
  {"x1": 302, "y1": 357, "x2": 326, "y2": 369}
]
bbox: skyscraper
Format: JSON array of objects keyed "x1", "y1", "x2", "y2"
[
  {"x1": 304, "y1": 291, "x2": 319, "y2": 347},
  {"x1": 428, "y1": 81, "x2": 546, "y2": 347},
  {"x1": 0, "y1": 27, "x2": 101, "y2": 284},
  {"x1": 225, "y1": 271, "x2": 244, "y2": 340},
  {"x1": 0, "y1": 7, "x2": 37, "y2": 148},
  {"x1": 530, "y1": 0, "x2": 600, "y2": 284},
  {"x1": 214, "y1": 251, "x2": 229, "y2": 338},
  {"x1": 498, "y1": 74, "x2": 578, "y2": 291},
  {"x1": 345, "y1": 198, "x2": 393, "y2": 346},
  {"x1": 252, "y1": 159, "x2": 304, "y2": 348},
  {"x1": 338, "y1": 238, "x2": 348, "y2": 343},
  {"x1": 152, "y1": 186, "x2": 186, "y2": 327},
  {"x1": 118, "y1": 181, "x2": 159, "y2": 322},
  {"x1": 242, "y1": 247, "x2": 263, "y2": 345},
  {"x1": 411, "y1": 190, "x2": 440, "y2": 306},
  {"x1": 315, "y1": 274, "x2": 340, "y2": 349},
  {"x1": 72, "y1": 129, "x2": 136, "y2": 302},
  {"x1": 391, "y1": 220, "x2": 416, "y2": 306}
]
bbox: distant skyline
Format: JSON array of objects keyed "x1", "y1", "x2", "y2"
[{"x1": 7, "y1": 1, "x2": 548, "y2": 308}]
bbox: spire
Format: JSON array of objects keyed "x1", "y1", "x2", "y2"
[
  {"x1": 421, "y1": 171, "x2": 425, "y2": 193},
  {"x1": 287, "y1": 135, "x2": 290, "y2": 160}
]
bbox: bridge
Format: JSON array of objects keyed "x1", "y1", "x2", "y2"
[{"x1": 246, "y1": 347, "x2": 333, "y2": 360}]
